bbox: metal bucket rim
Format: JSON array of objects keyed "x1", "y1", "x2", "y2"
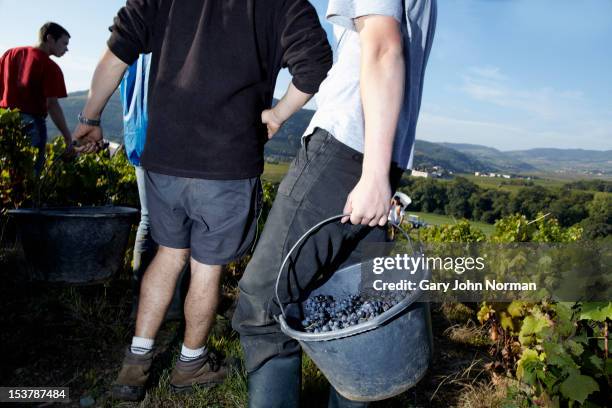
[
  {"x1": 278, "y1": 259, "x2": 430, "y2": 342},
  {"x1": 7, "y1": 206, "x2": 139, "y2": 218}
]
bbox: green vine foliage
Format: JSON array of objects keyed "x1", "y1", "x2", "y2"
[
  {"x1": 40, "y1": 137, "x2": 138, "y2": 208},
  {"x1": 491, "y1": 213, "x2": 583, "y2": 244},
  {"x1": 412, "y1": 210, "x2": 608, "y2": 406},
  {"x1": 0, "y1": 108, "x2": 38, "y2": 213},
  {"x1": 0, "y1": 108, "x2": 138, "y2": 211},
  {"x1": 417, "y1": 219, "x2": 487, "y2": 243},
  {"x1": 500, "y1": 300, "x2": 610, "y2": 407},
  {"x1": 477, "y1": 216, "x2": 609, "y2": 407}
]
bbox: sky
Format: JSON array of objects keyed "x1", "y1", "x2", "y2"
[{"x1": 1, "y1": 0, "x2": 611, "y2": 151}]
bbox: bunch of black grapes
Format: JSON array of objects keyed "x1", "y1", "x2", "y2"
[{"x1": 301, "y1": 291, "x2": 408, "y2": 333}]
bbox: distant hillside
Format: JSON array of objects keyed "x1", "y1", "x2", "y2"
[
  {"x1": 48, "y1": 91, "x2": 611, "y2": 177},
  {"x1": 442, "y1": 143, "x2": 536, "y2": 173},
  {"x1": 263, "y1": 107, "x2": 315, "y2": 160},
  {"x1": 509, "y1": 148, "x2": 612, "y2": 175},
  {"x1": 509, "y1": 148, "x2": 611, "y2": 162},
  {"x1": 413, "y1": 140, "x2": 496, "y2": 173},
  {"x1": 47, "y1": 90, "x2": 123, "y2": 142},
  {"x1": 446, "y1": 143, "x2": 612, "y2": 176}
]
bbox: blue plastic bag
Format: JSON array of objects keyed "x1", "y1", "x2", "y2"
[{"x1": 120, "y1": 54, "x2": 150, "y2": 166}]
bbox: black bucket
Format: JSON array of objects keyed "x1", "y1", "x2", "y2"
[
  {"x1": 276, "y1": 215, "x2": 433, "y2": 401},
  {"x1": 8, "y1": 206, "x2": 138, "y2": 284}
]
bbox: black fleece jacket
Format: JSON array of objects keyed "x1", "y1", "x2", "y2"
[{"x1": 108, "y1": 0, "x2": 332, "y2": 179}]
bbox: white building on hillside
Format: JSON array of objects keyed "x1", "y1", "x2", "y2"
[{"x1": 411, "y1": 170, "x2": 430, "y2": 178}]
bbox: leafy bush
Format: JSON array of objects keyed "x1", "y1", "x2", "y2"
[
  {"x1": 479, "y1": 301, "x2": 610, "y2": 407},
  {"x1": 418, "y1": 219, "x2": 486, "y2": 243},
  {"x1": 0, "y1": 108, "x2": 138, "y2": 211},
  {"x1": 580, "y1": 195, "x2": 612, "y2": 240},
  {"x1": 491, "y1": 213, "x2": 582, "y2": 244},
  {"x1": 39, "y1": 137, "x2": 138, "y2": 207},
  {"x1": 0, "y1": 108, "x2": 37, "y2": 213},
  {"x1": 480, "y1": 216, "x2": 608, "y2": 407},
  {"x1": 400, "y1": 176, "x2": 609, "y2": 234},
  {"x1": 420, "y1": 212, "x2": 608, "y2": 407}
]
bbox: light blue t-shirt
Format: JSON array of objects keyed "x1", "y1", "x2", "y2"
[{"x1": 304, "y1": 0, "x2": 437, "y2": 170}]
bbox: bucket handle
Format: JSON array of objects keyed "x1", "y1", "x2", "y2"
[{"x1": 274, "y1": 214, "x2": 417, "y2": 320}]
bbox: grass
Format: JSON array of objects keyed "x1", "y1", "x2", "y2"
[
  {"x1": 456, "y1": 173, "x2": 585, "y2": 194},
  {"x1": 455, "y1": 376, "x2": 512, "y2": 408},
  {"x1": 406, "y1": 211, "x2": 496, "y2": 236},
  {"x1": 262, "y1": 161, "x2": 290, "y2": 184},
  {"x1": 445, "y1": 324, "x2": 492, "y2": 348}
]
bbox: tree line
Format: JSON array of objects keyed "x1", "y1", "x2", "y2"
[{"x1": 399, "y1": 176, "x2": 611, "y2": 239}]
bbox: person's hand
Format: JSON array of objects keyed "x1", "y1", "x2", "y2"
[
  {"x1": 261, "y1": 108, "x2": 284, "y2": 139},
  {"x1": 72, "y1": 123, "x2": 104, "y2": 154},
  {"x1": 342, "y1": 175, "x2": 392, "y2": 226}
]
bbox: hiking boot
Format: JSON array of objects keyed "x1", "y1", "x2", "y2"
[
  {"x1": 170, "y1": 351, "x2": 228, "y2": 393},
  {"x1": 110, "y1": 348, "x2": 154, "y2": 401}
]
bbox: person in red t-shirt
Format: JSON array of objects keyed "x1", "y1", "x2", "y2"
[{"x1": 0, "y1": 22, "x2": 74, "y2": 173}]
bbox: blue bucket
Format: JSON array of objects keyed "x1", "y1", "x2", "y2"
[{"x1": 276, "y1": 215, "x2": 433, "y2": 402}]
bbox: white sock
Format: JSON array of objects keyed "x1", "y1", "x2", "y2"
[
  {"x1": 130, "y1": 336, "x2": 154, "y2": 355},
  {"x1": 179, "y1": 344, "x2": 206, "y2": 361}
]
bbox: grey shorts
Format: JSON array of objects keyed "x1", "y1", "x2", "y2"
[{"x1": 145, "y1": 171, "x2": 262, "y2": 265}]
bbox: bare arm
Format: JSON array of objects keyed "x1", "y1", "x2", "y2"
[
  {"x1": 342, "y1": 15, "x2": 405, "y2": 226},
  {"x1": 72, "y1": 47, "x2": 128, "y2": 150},
  {"x1": 262, "y1": 82, "x2": 312, "y2": 138},
  {"x1": 47, "y1": 97, "x2": 72, "y2": 144}
]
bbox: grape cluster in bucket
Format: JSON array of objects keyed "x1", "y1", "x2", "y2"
[{"x1": 301, "y1": 292, "x2": 408, "y2": 333}]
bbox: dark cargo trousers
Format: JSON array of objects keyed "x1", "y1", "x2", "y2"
[{"x1": 232, "y1": 128, "x2": 403, "y2": 374}]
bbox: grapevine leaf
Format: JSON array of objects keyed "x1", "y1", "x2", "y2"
[
  {"x1": 554, "y1": 303, "x2": 575, "y2": 337},
  {"x1": 536, "y1": 369, "x2": 559, "y2": 391},
  {"x1": 586, "y1": 354, "x2": 604, "y2": 371},
  {"x1": 559, "y1": 374, "x2": 599, "y2": 404},
  {"x1": 564, "y1": 339, "x2": 584, "y2": 357},
  {"x1": 477, "y1": 304, "x2": 492, "y2": 324},
  {"x1": 517, "y1": 349, "x2": 541, "y2": 384},
  {"x1": 543, "y1": 341, "x2": 579, "y2": 375},
  {"x1": 507, "y1": 301, "x2": 525, "y2": 318},
  {"x1": 573, "y1": 332, "x2": 588, "y2": 345},
  {"x1": 579, "y1": 302, "x2": 612, "y2": 322},
  {"x1": 519, "y1": 314, "x2": 550, "y2": 346}
]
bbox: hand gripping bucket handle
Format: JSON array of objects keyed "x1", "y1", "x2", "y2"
[{"x1": 274, "y1": 214, "x2": 417, "y2": 321}]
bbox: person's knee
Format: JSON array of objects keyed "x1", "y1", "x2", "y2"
[
  {"x1": 188, "y1": 259, "x2": 223, "y2": 286},
  {"x1": 155, "y1": 246, "x2": 190, "y2": 269}
]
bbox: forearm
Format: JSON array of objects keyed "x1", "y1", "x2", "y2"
[
  {"x1": 273, "y1": 82, "x2": 312, "y2": 122},
  {"x1": 340, "y1": 17, "x2": 404, "y2": 225},
  {"x1": 358, "y1": 19, "x2": 405, "y2": 180},
  {"x1": 82, "y1": 47, "x2": 128, "y2": 119},
  {"x1": 47, "y1": 98, "x2": 71, "y2": 142}
]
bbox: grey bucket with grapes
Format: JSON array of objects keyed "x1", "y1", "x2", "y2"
[{"x1": 276, "y1": 215, "x2": 433, "y2": 402}]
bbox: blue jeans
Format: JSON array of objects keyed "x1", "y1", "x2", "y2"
[{"x1": 20, "y1": 113, "x2": 47, "y2": 175}]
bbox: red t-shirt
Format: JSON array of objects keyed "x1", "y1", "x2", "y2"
[{"x1": 0, "y1": 46, "x2": 67, "y2": 116}]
